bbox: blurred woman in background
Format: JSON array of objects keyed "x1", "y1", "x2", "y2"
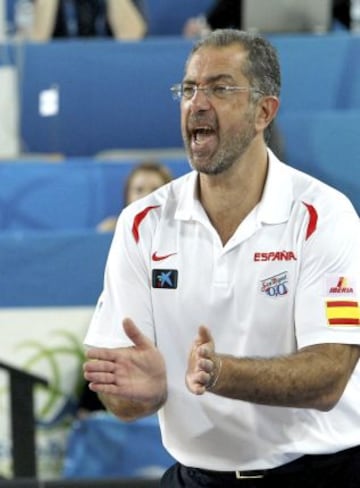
[{"x1": 96, "y1": 160, "x2": 173, "y2": 241}]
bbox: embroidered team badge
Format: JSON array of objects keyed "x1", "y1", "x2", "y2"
[
  {"x1": 152, "y1": 269, "x2": 178, "y2": 289},
  {"x1": 324, "y1": 275, "x2": 360, "y2": 327},
  {"x1": 260, "y1": 271, "x2": 288, "y2": 297}
]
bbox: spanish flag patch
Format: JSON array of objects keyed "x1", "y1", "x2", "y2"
[{"x1": 326, "y1": 300, "x2": 360, "y2": 326}]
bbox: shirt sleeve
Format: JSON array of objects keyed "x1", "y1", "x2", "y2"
[
  {"x1": 84, "y1": 208, "x2": 155, "y2": 348},
  {"x1": 295, "y1": 202, "x2": 360, "y2": 348}
]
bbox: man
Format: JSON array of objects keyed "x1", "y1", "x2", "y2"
[{"x1": 83, "y1": 29, "x2": 360, "y2": 487}]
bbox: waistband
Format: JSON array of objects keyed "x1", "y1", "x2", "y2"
[{"x1": 185, "y1": 444, "x2": 360, "y2": 480}]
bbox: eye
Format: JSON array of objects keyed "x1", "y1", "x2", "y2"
[
  {"x1": 182, "y1": 85, "x2": 195, "y2": 98},
  {"x1": 212, "y1": 85, "x2": 229, "y2": 97}
]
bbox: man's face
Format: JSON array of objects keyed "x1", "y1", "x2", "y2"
[{"x1": 181, "y1": 45, "x2": 258, "y2": 175}]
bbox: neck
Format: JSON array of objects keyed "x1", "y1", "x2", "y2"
[{"x1": 198, "y1": 146, "x2": 268, "y2": 245}]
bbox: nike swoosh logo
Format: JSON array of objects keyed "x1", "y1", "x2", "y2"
[{"x1": 152, "y1": 252, "x2": 177, "y2": 261}]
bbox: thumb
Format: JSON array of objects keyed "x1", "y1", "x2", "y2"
[
  {"x1": 198, "y1": 325, "x2": 213, "y2": 345},
  {"x1": 122, "y1": 317, "x2": 153, "y2": 349}
]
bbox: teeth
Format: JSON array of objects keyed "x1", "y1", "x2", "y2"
[
  {"x1": 193, "y1": 127, "x2": 213, "y2": 136},
  {"x1": 195, "y1": 129, "x2": 213, "y2": 142},
  {"x1": 189, "y1": 125, "x2": 215, "y2": 143}
]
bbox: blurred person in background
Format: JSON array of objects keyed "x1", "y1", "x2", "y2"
[
  {"x1": 183, "y1": 0, "x2": 240, "y2": 38},
  {"x1": 97, "y1": 160, "x2": 173, "y2": 233},
  {"x1": 333, "y1": 0, "x2": 351, "y2": 28},
  {"x1": 183, "y1": 0, "x2": 351, "y2": 37},
  {"x1": 29, "y1": 0, "x2": 147, "y2": 41}
]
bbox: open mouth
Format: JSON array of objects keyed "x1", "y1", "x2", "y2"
[
  {"x1": 189, "y1": 124, "x2": 218, "y2": 151},
  {"x1": 192, "y1": 126, "x2": 215, "y2": 144}
]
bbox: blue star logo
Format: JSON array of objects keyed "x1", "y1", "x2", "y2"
[
  {"x1": 152, "y1": 269, "x2": 178, "y2": 289},
  {"x1": 158, "y1": 271, "x2": 173, "y2": 287}
]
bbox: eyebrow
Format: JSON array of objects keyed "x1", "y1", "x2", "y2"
[{"x1": 182, "y1": 74, "x2": 237, "y2": 85}]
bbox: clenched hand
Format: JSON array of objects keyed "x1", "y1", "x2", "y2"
[{"x1": 186, "y1": 325, "x2": 222, "y2": 395}]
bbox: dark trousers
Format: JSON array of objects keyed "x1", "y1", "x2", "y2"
[{"x1": 160, "y1": 445, "x2": 360, "y2": 488}]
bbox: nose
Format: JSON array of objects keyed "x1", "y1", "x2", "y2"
[{"x1": 188, "y1": 88, "x2": 212, "y2": 111}]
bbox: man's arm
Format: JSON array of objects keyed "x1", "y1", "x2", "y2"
[
  {"x1": 186, "y1": 326, "x2": 360, "y2": 411},
  {"x1": 84, "y1": 318, "x2": 167, "y2": 421}
]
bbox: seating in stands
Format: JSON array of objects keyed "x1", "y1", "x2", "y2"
[
  {"x1": 62, "y1": 413, "x2": 174, "y2": 479},
  {"x1": 277, "y1": 109, "x2": 360, "y2": 214},
  {"x1": 146, "y1": 0, "x2": 215, "y2": 35},
  {"x1": 19, "y1": 39, "x2": 191, "y2": 156},
  {"x1": 0, "y1": 159, "x2": 189, "y2": 232},
  {"x1": 13, "y1": 34, "x2": 359, "y2": 156},
  {"x1": 271, "y1": 34, "x2": 351, "y2": 110}
]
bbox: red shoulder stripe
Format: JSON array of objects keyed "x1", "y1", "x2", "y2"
[
  {"x1": 302, "y1": 202, "x2": 318, "y2": 241},
  {"x1": 131, "y1": 205, "x2": 160, "y2": 243}
]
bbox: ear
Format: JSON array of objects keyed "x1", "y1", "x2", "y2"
[{"x1": 255, "y1": 96, "x2": 280, "y2": 132}]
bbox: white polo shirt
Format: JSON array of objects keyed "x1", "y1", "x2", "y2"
[{"x1": 85, "y1": 150, "x2": 360, "y2": 471}]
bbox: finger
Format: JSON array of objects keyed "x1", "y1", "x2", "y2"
[
  {"x1": 85, "y1": 371, "x2": 114, "y2": 384},
  {"x1": 186, "y1": 371, "x2": 209, "y2": 395},
  {"x1": 198, "y1": 357, "x2": 213, "y2": 373},
  {"x1": 122, "y1": 317, "x2": 153, "y2": 349},
  {"x1": 86, "y1": 348, "x2": 119, "y2": 361},
  {"x1": 191, "y1": 383, "x2": 207, "y2": 395},
  {"x1": 83, "y1": 359, "x2": 114, "y2": 373},
  {"x1": 88, "y1": 382, "x2": 122, "y2": 396},
  {"x1": 198, "y1": 344, "x2": 215, "y2": 359}
]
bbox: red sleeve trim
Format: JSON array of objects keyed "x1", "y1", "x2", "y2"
[
  {"x1": 131, "y1": 205, "x2": 160, "y2": 243},
  {"x1": 302, "y1": 202, "x2": 318, "y2": 241}
]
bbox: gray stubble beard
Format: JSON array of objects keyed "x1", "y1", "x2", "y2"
[{"x1": 185, "y1": 110, "x2": 257, "y2": 176}]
